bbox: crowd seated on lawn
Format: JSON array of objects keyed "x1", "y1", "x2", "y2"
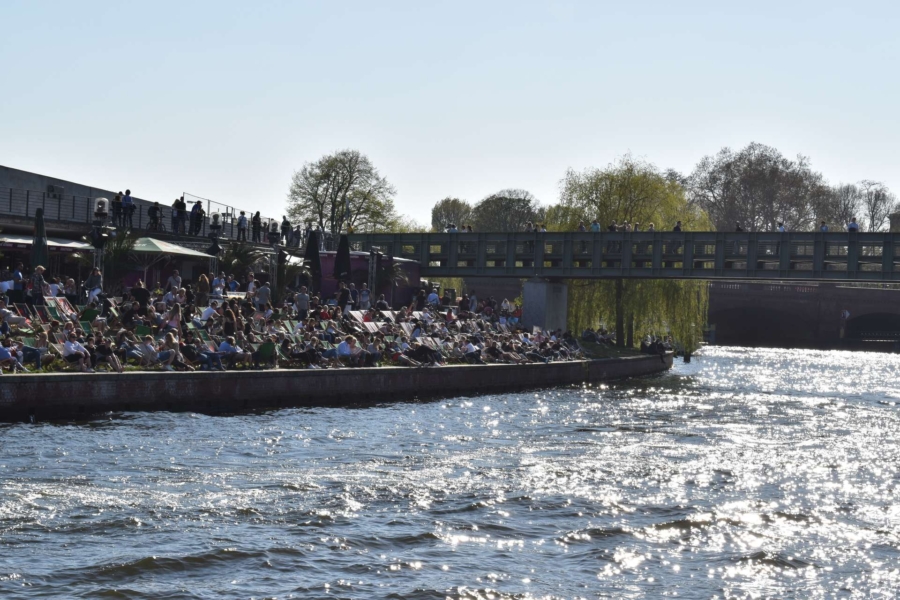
[{"x1": 0, "y1": 272, "x2": 586, "y2": 375}]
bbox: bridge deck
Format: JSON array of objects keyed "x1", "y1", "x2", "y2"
[{"x1": 348, "y1": 232, "x2": 900, "y2": 281}]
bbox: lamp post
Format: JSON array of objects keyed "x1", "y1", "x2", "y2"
[
  {"x1": 267, "y1": 219, "x2": 280, "y2": 302},
  {"x1": 90, "y1": 198, "x2": 111, "y2": 272}
]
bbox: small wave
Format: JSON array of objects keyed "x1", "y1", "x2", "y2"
[
  {"x1": 62, "y1": 548, "x2": 264, "y2": 585},
  {"x1": 558, "y1": 526, "x2": 631, "y2": 543},
  {"x1": 737, "y1": 550, "x2": 815, "y2": 569}
]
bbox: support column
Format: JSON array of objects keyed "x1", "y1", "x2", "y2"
[{"x1": 522, "y1": 278, "x2": 568, "y2": 333}]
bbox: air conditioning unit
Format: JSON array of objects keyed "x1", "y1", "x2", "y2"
[{"x1": 47, "y1": 184, "x2": 65, "y2": 199}]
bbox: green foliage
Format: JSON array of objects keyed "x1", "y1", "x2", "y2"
[
  {"x1": 551, "y1": 155, "x2": 710, "y2": 352},
  {"x1": 390, "y1": 216, "x2": 430, "y2": 233},
  {"x1": 471, "y1": 189, "x2": 545, "y2": 232},
  {"x1": 375, "y1": 260, "x2": 409, "y2": 292},
  {"x1": 431, "y1": 197, "x2": 473, "y2": 231},
  {"x1": 219, "y1": 243, "x2": 268, "y2": 278},
  {"x1": 275, "y1": 256, "x2": 310, "y2": 304}
]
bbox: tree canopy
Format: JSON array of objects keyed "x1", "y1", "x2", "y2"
[
  {"x1": 547, "y1": 156, "x2": 711, "y2": 351},
  {"x1": 688, "y1": 142, "x2": 897, "y2": 232},
  {"x1": 431, "y1": 197, "x2": 472, "y2": 232},
  {"x1": 470, "y1": 189, "x2": 544, "y2": 232},
  {"x1": 287, "y1": 150, "x2": 400, "y2": 234}
]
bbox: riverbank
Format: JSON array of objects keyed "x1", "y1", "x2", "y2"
[{"x1": 0, "y1": 353, "x2": 673, "y2": 422}]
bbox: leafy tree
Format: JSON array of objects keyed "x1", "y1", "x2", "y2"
[
  {"x1": 548, "y1": 156, "x2": 710, "y2": 351},
  {"x1": 391, "y1": 215, "x2": 430, "y2": 233},
  {"x1": 431, "y1": 197, "x2": 472, "y2": 231},
  {"x1": 275, "y1": 255, "x2": 310, "y2": 305},
  {"x1": 219, "y1": 243, "x2": 268, "y2": 279},
  {"x1": 470, "y1": 189, "x2": 545, "y2": 232},
  {"x1": 287, "y1": 149, "x2": 398, "y2": 235}
]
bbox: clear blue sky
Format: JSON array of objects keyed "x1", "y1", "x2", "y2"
[{"x1": 2, "y1": 1, "x2": 898, "y2": 224}]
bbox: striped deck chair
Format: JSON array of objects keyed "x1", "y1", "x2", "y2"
[{"x1": 56, "y1": 297, "x2": 77, "y2": 316}]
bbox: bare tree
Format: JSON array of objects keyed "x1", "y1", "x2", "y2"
[
  {"x1": 287, "y1": 150, "x2": 398, "y2": 234},
  {"x1": 816, "y1": 184, "x2": 861, "y2": 230},
  {"x1": 688, "y1": 143, "x2": 827, "y2": 231},
  {"x1": 858, "y1": 180, "x2": 897, "y2": 232}
]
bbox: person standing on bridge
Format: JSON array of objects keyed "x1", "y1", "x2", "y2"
[
  {"x1": 820, "y1": 221, "x2": 828, "y2": 232},
  {"x1": 847, "y1": 217, "x2": 859, "y2": 232},
  {"x1": 122, "y1": 189, "x2": 134, "y2": 229},
  {"x1": 733, "y1": 223, "x2": 744, "y2": 256},
  {"x1": 281, "y1": 216, "x2": 292, "y2": 244},
  {"x1": 669, "y1": 221, "x2": 682, "y2": 259}
]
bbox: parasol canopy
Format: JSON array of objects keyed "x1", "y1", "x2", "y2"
[{"x1": 31, "y1": 208, "x2": 50, "y2": 269}]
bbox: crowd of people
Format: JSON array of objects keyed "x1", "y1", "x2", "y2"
[
  {"x1": 106, "y1": 189, "x2": 319, "y2": 247},
  {"x1": 0, "y1": 264, "x2": 588, "y2": 375}
]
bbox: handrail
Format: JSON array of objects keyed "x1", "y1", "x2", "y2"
[
  {"x1": 0, "y1": 185, "x2": 282, "y2": 244},
  {"x1": 348, "y1": 231, "x2": 900, "y2": 282}
]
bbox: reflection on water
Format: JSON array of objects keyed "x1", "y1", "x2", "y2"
[{"x1": 0, "y1": 347, "x2": 898, "y2": 598}]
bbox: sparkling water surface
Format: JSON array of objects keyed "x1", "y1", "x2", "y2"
[{"x1": 1, "y1": 347, "x2": 899, "y2": 599}]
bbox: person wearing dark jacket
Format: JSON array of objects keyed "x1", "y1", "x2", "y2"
[{"x1": 252, "y1": 212, "x2": 262, "y2": 243}]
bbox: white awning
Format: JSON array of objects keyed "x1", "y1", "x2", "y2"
[{"x1": 0, "y1": 234, "x2": 93, "y2": 252}]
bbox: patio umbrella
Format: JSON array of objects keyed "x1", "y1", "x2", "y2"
[
  {"x1": 303, "y1": 230, "x2": 322, "y2": 293},
  {"x1": 333, "y1": 234, "x2": 352, "y2": 282},
  {"x1": 129, "y1": 237, "x2": 213, "y2": 285},
  {"x1": 31, "y1": 208, "x2": 50, "y2": 269}
]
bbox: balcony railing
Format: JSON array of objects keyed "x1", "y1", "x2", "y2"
[{"x1": 0, "y1": 186, "x2": 279, "y2": 244}]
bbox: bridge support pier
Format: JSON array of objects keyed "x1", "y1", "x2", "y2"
[{"x1": 523, "y1": 278, "x2": 568, "y2": 333}]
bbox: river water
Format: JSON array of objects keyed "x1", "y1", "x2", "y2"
[{"x1": 1, "y1": 347, "x2": 898, "y2": 599}]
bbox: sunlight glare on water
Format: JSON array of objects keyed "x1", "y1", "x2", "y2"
[{"x1": 0, "y1": 346, "x2": 898, "y2": 598}]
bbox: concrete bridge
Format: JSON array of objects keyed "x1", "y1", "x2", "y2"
[
  {"x1": 349, "y1": 231, "x2": 900, "y2": 282},
  {"x1": 709, "y1": 282, "x2": 900, "y2": 348}
]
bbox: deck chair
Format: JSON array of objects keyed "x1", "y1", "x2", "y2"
[{"x1": 254, "y1": 341, "x2": 278, "y2": 368}]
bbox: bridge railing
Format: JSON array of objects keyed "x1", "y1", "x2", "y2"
[
  {"x1": 348, "y1": 231, "x2": 900, "y2": 281},
  {"x1": 0, "y1": 185, "x2": 278, "y2": 244}
]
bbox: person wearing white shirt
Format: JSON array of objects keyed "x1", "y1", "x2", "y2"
[
  {"x1": 218, "y1": 336, "x2": 251, "y2": 368},
  {"x1": 464, "y1": 339, "x2": 482, "y2": 363},
  {"x1": 62, "y1": 333, "x2": 93, "y2": 372}
]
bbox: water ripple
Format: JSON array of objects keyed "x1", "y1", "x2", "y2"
[{"x1": 0, "y1": 346, "x2": 898, "y2": 598}]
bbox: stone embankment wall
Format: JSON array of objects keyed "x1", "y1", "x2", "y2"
[{"x1": 0, "y1": 354, "x2": 673, "y2": 421}]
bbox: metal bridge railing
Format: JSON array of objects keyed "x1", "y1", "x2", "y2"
[
  {"x1": 348, "y1": 231, "x2": 900, "y2": 282},
  {"x1": 0, "y1": 186, "x2": 280, "y2": 244}
]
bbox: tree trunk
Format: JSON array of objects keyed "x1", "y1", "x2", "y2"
[
  {"x1": 626, "y1": 312, "x2": 634, "y2": 348},
  {"x1": 615, "y1": 278, "x2": 624, "y2": 347}
]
